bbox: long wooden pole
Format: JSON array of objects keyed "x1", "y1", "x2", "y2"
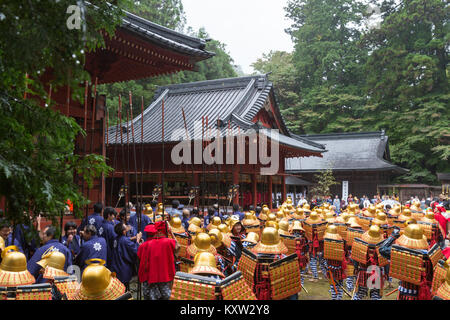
[{"x1": 161, "y1": 98, "x2": 166, "y2": 218}]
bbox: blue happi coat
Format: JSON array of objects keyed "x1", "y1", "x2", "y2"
[
  {"x1": 27, "y1": 239, "x2": 72, "y2": 283},
  {"x1": 109, "y1": 235, "x2": 139, "y2": 284},
  {"x1": 78, "y1": 213, "x2": 104, "y2": 234},
  {"x1": 128, "y1": 213, "x2": 152, "y2": 241},
  {"x1": 74, "y1": 235, "x2": 107, "y2": 272},
  {"x1": 61, "y1": 234, "x2": 82, "y2": 261},
  {"x1": 98, "y1": 220, "x2": 116, "y2": 267}
]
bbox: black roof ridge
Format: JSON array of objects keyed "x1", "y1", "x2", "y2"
[
  {"x1": 124, "y1": 11, "x2": 207, "y2": 50},
  {"x1": 289, "y1": 132, "x2": 327, "y2": 150},
  {"x1": 299, "y1": 131, "x2": 386, "y2": 140},
  {"x1": 155, "y1": 74, "x2": 268, "y2": 92}
]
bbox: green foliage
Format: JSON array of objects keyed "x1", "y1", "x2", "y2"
[
  {"x1": 0, "y1": 1, "x2": 124, "y2": 232},
  {"x1": 309, "y1": 169, "x2": 339, "y2": 198},
  {"x1": 132, "y1": 0, "x2": 186, "y2": 31},
  {"x1": 254, "y1": 0, "x2": 449, "y2": 184}
]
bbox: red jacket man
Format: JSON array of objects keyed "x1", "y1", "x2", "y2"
[{"x1": 137, "y1": 221, "x2": 179, "y2": 300}]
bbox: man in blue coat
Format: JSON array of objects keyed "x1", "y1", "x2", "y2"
[
  {"x1": 109, "y1": 222, "x2": 142, "y2": 290},
  {"x1": 27, "y1": 226, "x2": 72, "y2": 283},
  {"x1": 98, "y1": 207, "x2": 117, "y2": 267},
  {"x1": 77, "y1": 202, "x2": 104, "y2": 234},
  {"x1": 0, "y1": 219, "x2": 23, "y2": 254},
  {"x1": 128, "y1": 204, "x2": 152, "y2": 242},
  {"x1": 61, "y1": 221, "x2": 81, "y2": 262},
  {"x1": 75, "y1": 225, "x2": 107, "y2": 272}
]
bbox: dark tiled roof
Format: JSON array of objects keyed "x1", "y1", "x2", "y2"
[
  {"x1": 108, "y1": 75, "x2": 325, "y2": 154},
  {"x1": 286, "y1": 131, "x2": 408, "y2": 173},
  {"x1": 122, "y1": 11, "x2": 215, "y2": 58}
]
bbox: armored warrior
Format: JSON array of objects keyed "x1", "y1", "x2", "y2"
[
  {"x1": 304, "y1": 212, "x2": 328, "y2": 282},
  {"x1": 323, "y1": 224, "x2": 346, "y2": 300},
  {"x1": 290, "y1": 220, "x2": 309, "y2": 287},
  {"x1": 351, "y1": 225, "x2": 387, "y2": 300}
]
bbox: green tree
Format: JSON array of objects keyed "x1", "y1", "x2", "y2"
[
  {"x1": 309, "y1": 169, "x2": 339, "y2": 198},
  {"x1": 0, "y1": 1, "x2": 125, "y2": 236},
  {"x1": 132, "y1": 0, "x2": 186, "y2": 31},
  {"x1": 361, "y1": 0, "x2": 450, "y2": 183}
]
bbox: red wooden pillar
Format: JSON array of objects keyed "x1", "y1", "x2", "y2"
[
  {"x1": 252, "y1": 173, "x2": 257, "y2": 208},
  {"x1": 281, "y1": 175, "x2": 286, "y2": 202},
  {"x1": 232, "y1": 167, "x2": 239, "y2": 206},
  {"x1": 268, "y1": 175, "x2": 273, "y2": 210}
]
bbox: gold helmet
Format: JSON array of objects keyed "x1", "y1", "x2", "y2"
[
  {"x1": 37, "y1": 248, "x2": 69, "y2": 279},
  {"x1": 144, "y1": 204, "x2": 153, "y2": 218},
  {"x1": 398, "y1": 208, "x2": 412, "y2": 221},
  {"x1": 303, "y1": 203, "x2": 311, "y2": 212},
  {"x1": 290, "y1": 220, "x2": 305, "y2": 233},
  {"x1": 242, "y1": 212, "x2": 258, "y2": 226},
  {"x1": 217, "y1": 224, "x2": 231, "y2": 235},
  {"x1": 186, "y1": 233, "x2": 216, "y2": 257},
  {"x1": 286, "y1": 197, "x2": 293, "y2": 205},
  {"x1": 305, "y1": 212, "x2": 323, "y2": 224},
  {"x1": 251, "y1": 227, "x2": 288, "y2": 255},
  {"x1": 169, "y1": 217, "x2": 186, "y2": 234},
  {"x1": 259, "y1": 207, "x2": 270, "y2": 221},
  {"x1": 242, "y1": 232, "x2": 259, "y2": 244},
  {"x1": 347, "y1": 217, "x2": 362, "y2": 229},
  {"x1": 324, "y1": 224, "x2": 342, "y2": 241},
  {"x1": 207, "y1": 216, "x2": 222, "y2": 230},
  {"x1": 265, "y1": 220, "x2": 279, "y2": 230},
  {"x1": 372, "y1": 212, "x2": 388, "y2": 226},
  {"x1": 190, "y1": 252, "x2": 224, "y2": 278},
  {"x1": 365, "y1": 205, "x2": 377, "y2": 217},
  {"x1": 0, "y1": 246, "x2": 35, "y2": 287},
  {"x1": 188, "y1": 217, "x2": 202, "y2": 234},
  {"x1": 291, "y1": 207, "x2": 306, "y2": 220},
  {"x1": 395, "y1": 223, "x2": 428, "y2": 250},
  {"x1": 267, "y1": 213, "x2": 277, "y2": 222},
  {"x1": 375, "y1": 203, "x2": 384, "y2": 211},
  {"x1": 278, "y1": 220, "x2": 290, "y2": 236},
  {"x1": 421, "y1": 211, "x2": 437, "y2": 224},
  {"x1": 325, "y1": 211, "x2": 336, "y2": 223},
  {"x1": 362, "y1": 225, "x2": 384, "y2": 244},
  {"x1": 209, "y1": 228, "x2": 231, "y2": 249},
  {"x1": 388, "y1": 205, "x2": 401, "y2": 217},
  {"x1": 73, "y1": 259, "x2": 125, "y2": 300}
]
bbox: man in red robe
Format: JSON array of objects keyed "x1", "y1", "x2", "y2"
[{"x1": 137, "y1": 221, "x2": 179, "y2": 300}]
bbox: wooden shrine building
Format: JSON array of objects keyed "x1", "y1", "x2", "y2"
[
  {"x1": 36, "y1": 11, "x2": 215, "y2": 212},
  {"x1": 106, "y1": 75, "x2": 326, "y2": 210}
]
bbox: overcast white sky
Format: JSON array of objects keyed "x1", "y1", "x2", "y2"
[{"x1": 182, "y1": 0, "x2": 294, "y2": 75}]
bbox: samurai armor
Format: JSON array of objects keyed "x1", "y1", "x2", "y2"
[
  {"x1": 327, "y1": 259, "x2": 346, "y2": 281},
  {"x1": 417, "y1": 221, "x2": 439, "y2": 244},
  {"x1": 431, "y1": 259, "x2": 447, "y2": 296},
  {"x1": 220, "y1": 271, "x2": 257, "y2": 300},
  {"x1": 237, "y1": 249, "x2": 258, "y2": 289},
  {"x1": 346, "y1": 227, "x2": 364, "y2": 247},
  {"x1": 351, "y1": 238, "x2": 369, "y2": 264},
  {"x1": 245, "y1": 225, "x2": 261, "y2": 237},
  {"x1": 392, "y1": 219, "x2": 405, "y2": 230},
  {"x1": 376, "y1": 247, "x2": 390, "y2": 267},
  {"x1": 268, "y1": 254, "x2": 302, "y2": 300},
  {"x1": 170, "y1": 272, "x2": 218, "y2": 300},
  {"x1": 14, "y1": 283, "x2": 52, "y2": 300},
  {"x1": 390, "y1": 245, "x2": 424, "y2": 286},
  {"x1": 303, "y1": 221, "x2": 327, "y2": 242},
  {"x1": 174, "y1": 233, "x2": 190, "y2": 258},
  {"x1": 435, "y1": 280, "x2": 450, "y2": 300},
  {"x1": 357, "y1": 215, "x2": 372, "y2": 231},
  {"x1": 398, "y1": 281, "x2": 420, "y2": 300},
  {"x1": 428, "y1": 244, "x2": 444, "y2": 268},
  {"x1": 280, "y1": 234, "x2": 297, "y2": 256},
  {"x1": 334, "y1": 223, "x2": 347, "y2": 240},
  {"x1": 53, "y1": 276, "x2": 80, "y2": 300},
  {"x1": 324, "y1": 238, "x2": 345, "y2": 262},
  {"x1": 179, "y1": 257, "x2": 194, "y2": 274}
]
